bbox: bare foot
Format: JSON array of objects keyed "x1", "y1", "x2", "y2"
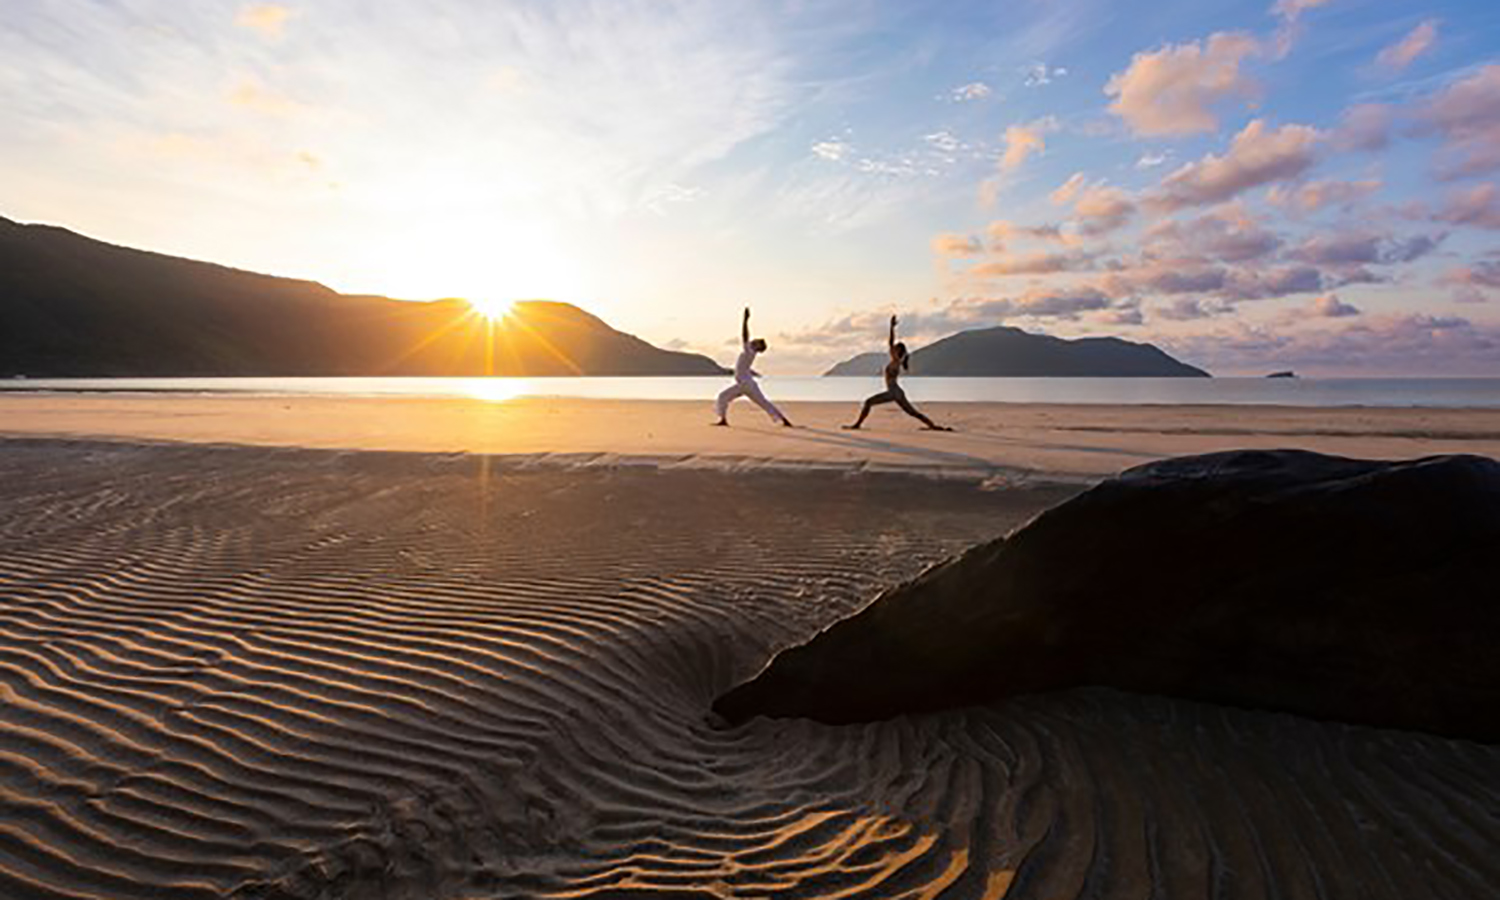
[
  {"x1": 781, "y1": 419, "x2": 795, "y2": 428},
  {"x1": 711, "y1": 419, "x2": 728, "y2": 427},
  {"x1": 841, "y1": 424, "x2": 861, "y2": 430},
  {"x1": 923, "y1": 424, "x2": 954, "y2": 432}
]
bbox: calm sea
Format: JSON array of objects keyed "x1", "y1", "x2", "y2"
[{"x1": 4, "y1": 376, "x2": 1500, "y2": 408}]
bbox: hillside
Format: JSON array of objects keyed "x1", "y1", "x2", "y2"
[
  {"x1": 0, "y1": 215, "x2": 727, "y2": 377},
  {"x1": 824, "y1": 325, "x2": 1209, "y2": 377}
]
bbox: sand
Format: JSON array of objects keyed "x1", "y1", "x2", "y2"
[
  {"x1": 0, "y1": 398, "x2": 1498, "y2": 898},
  {"x1": 3, "y1": 393, "x2": 1500, "y2": 478}
]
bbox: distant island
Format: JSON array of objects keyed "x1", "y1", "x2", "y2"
[
  {"x1": 0, "y1": 215, "x2": 727, "y2": 377},
  {"x1": 1267, "y1": 371, "x2": 1298, "y2": 379},
  {"x1": 824, "y1": 325, "x2": 1209, "y2": 377}
]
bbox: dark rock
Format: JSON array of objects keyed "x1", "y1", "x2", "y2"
[{"x1": 715, "y1": 450, "x2": 1500, "y2": 742}]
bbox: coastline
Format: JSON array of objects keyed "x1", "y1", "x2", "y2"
[{"x1": 4, "y1": 393, "x2": 1499, "y2": 480}]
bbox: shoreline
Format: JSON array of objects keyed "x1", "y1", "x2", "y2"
[{"x1": 3, "y1": 393, "x2": 1498, "y2": 479}]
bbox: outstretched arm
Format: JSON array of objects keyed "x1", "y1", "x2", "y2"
[
  {"x1": 888, "y1": 314, "x2": 898, "y2": 358},
  {"x1": 742, "y1": 307, "x2": 751, "y2": 345}
]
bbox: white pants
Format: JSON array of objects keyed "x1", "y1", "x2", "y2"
[{"x1": 716, "y1": 378, "x2": 786, "y2": 423}]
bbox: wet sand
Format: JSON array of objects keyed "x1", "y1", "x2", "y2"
[{"x1": 0, "y1": 435, "x2": 1495, "y2": 898}]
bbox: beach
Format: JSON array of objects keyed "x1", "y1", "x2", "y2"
[
  {"x1": 0, "y1": 396, "x2": 1497, "y2": 898},
  {"x1": 4, "y1": 393, "x2": 1500, "y2": 478}
]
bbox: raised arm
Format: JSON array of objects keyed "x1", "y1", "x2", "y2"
[
  {"x1": 888, "y1": 314, "x2": 898, "y2": 357},
  {"x1": 742, "y1": 307, "x2": 751, "y2": 345}
]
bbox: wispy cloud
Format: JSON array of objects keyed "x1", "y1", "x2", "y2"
[{"x1": 1375, "y1": 20, "x2": 1438, "y2": 72}]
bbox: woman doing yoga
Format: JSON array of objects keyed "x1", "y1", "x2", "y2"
[{"x1": 843, "y1": 315, "x2": 952, "y2": 431}]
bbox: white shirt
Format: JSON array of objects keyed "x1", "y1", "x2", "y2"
[{"x1": 734, "y1": 340, "x2": 759, "y2": 382}]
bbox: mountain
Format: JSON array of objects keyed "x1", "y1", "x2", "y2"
[
  {"x1": 0, "y1": 215, "x2": 727, "y2": 377},
  {"x1": 824, "y1": 325, "x2": 1209, "y2": 377}
]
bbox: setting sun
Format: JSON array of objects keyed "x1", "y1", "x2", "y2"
[{"x1": 466, "y1": 297, "x2": 517, "y2": 321}]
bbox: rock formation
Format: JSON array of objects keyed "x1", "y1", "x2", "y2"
[{"x1": 716, "y1": 450, "x2": 1500, "y2": 742}]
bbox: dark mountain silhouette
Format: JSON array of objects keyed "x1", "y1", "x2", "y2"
[
  {"x1": 824, "y1": 325, "x2": 1209, "y2": 377},
  {"x1": 0, "y1": 215, "x2": 727, "y2": 377}
]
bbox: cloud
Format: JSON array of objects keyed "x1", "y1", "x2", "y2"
[
  {"x1": 987, "y1": 220, "x2": 1070, "y2": 248},
  {"x1": 1143, "y1": 205, "x2": 1282, "y2": 262},
  {"x1": 1266, "y1": 178, "x2": 1381, "y2": 212},
  {"x1": 1049, "y1": 172, "x2": 1085, "y2": 206},
  {"x1": 999, "y1": 116, "x2": 1058, "y2": 171},
  {"x1": 931, "y1": 233, "x2": 982, "y2": 258},
  {"x1": 1135, "y1": 151, "x2": 1170, "y2": 169},
  {"x1": 1104, "y1": 32, "x2": 1260, "y2": 136},
  {"x1": 1311, "y1": 294, "x2": 1361, "y2": 317},
  {"x1": 1071, "y1": 183, "x2": 1136, "y2": 236},
  {"x1": 811, "y1": 139, "x2": 851, "y2": 161},
  {"x1": 1099, "y1": 307, "x2": 1145, "y2": 326},
  {"x1": 1442, "y1": 260, "x2": 1500, "y2": 289},
  {"x1": 1270, "y1": 0, "x2": 1333, "y2": 57},
  {"x1": 1290, "y1": 231, "x2": 1443, "y2": 266},
  {"x1": 235, "y1": 3, "x2": 294, "y2": 39},
  {"x1": 970, "y1": 249, "x2": 1098, "y2": 276},
  {"x1": 1330, "y1": 103, "x2": 1393, "y2": 152},
  {"x1": 1376, "y1": 20, "x2": 1439, "y2": 71},
  {"x1": 1148, "y1": 120, "x2": 1320, "y2": 212},
  {"x1": 1047, "y1": 173, "x2": 1136, "y2": 235},
  {"x1": 923, "y1": 131, "x2": 961, "y2": 153},
  {"x1": 1417, "y1": 63, "x2": 1500, "y2": 180},
  {"x1": 1023, "y1": 62, "x2": 1067, "y2": 87},
  {"x1": 1165, "y1": 314, "x2": 1500, "y2": 375},
  {"x1": 1157, "y1": 298, "x2": 1223, "y2": 321},
  {"x1": 1433, "y1": 182, "x2": 1500, "y2": 229},
  {"x1": 950, "y1": 82, "x2": 992, "y2": 102},
  {"x1": 1006, "y1": 286, "x2": 1113, "y2": 318}
]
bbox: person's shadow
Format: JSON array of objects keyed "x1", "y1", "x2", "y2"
[{"x1": 768, "y1": 425, "x2": 1000, "y2": 471}]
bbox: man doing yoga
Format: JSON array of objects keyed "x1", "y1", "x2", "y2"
[{"x1": 713, "y1": 307, "x2": 793, "y2": 427}]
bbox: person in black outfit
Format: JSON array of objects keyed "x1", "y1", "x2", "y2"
[{"x1": 843, "y1": 315, "x2": 952, "y2": 431}]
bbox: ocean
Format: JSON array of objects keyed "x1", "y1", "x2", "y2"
[{"x1": 4, "y1": 376, "x2": 1500, "y2": 408}]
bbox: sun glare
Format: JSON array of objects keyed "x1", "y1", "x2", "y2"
[{"x1": 467, "y1": 297, "x2": 517, "y2": 321}]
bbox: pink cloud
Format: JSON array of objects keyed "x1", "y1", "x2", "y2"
[
  {"x1": 931, "y1": 233, "x2": 982, "y2": 258},
  {"x1": 1375, "y1": 20, "x2": 1439, "y2": 71},
  {"x1": 1143, "y1": 205, "x2": 1282, "y2": 262},
  {"x1": 987, "y1": 220, "x2": 1070, "y2": 249},
  {"x1": 1049, "y1": 174, "x2": 1136, "y2": 236},
  {"x1": 970, "y1": 249, "x2": 1098, "y2": 277},
  {"x1": 1266, "y1": 178, "x2": 1382, "y2": 212},
  {"x1": 1161, "y1": 313, "x2": 1500, "y2": 376},
  {"x1": 1434, "y1": 183, "x2": 1500, "y2": 229},
  {"x1": 1418, "y1": 64, "x2": 1500, "y2": 179},
  {"x1": 999, "y1": 117, "x2": 1058, "y2": 171},
  {"x1": 1148, "y1": 120, "x2": 1320, "y2": 212},
  {"x1": 1311, "y1": 294, "x2": 1362, "y2": 317},
  {"x1": 1330, "y1": 103, "x2": 1393, "y2": 152},
  {"x1": 1104, "y1": 32, "x2": 1260, "y2": 136},
  {"x1": 1442, "y1": 260, "x2": 1500, "y2": 290}
]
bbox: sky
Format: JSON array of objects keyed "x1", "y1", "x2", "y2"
[{"x1": 4, "y1": 0, "x2": 1500, "y2": 376}]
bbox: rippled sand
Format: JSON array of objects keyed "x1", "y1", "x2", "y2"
[{"x1": 0, "y1": 439, "x2": 1494, "y2": 899}]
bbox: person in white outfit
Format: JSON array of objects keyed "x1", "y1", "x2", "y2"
[{"x1": 713, "y1": 307, "x2": 793, "y2": 427}]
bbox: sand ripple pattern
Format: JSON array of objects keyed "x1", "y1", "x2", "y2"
[{"x1": 0, "y1": 440, "x2": 1494, "y2": 899}]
